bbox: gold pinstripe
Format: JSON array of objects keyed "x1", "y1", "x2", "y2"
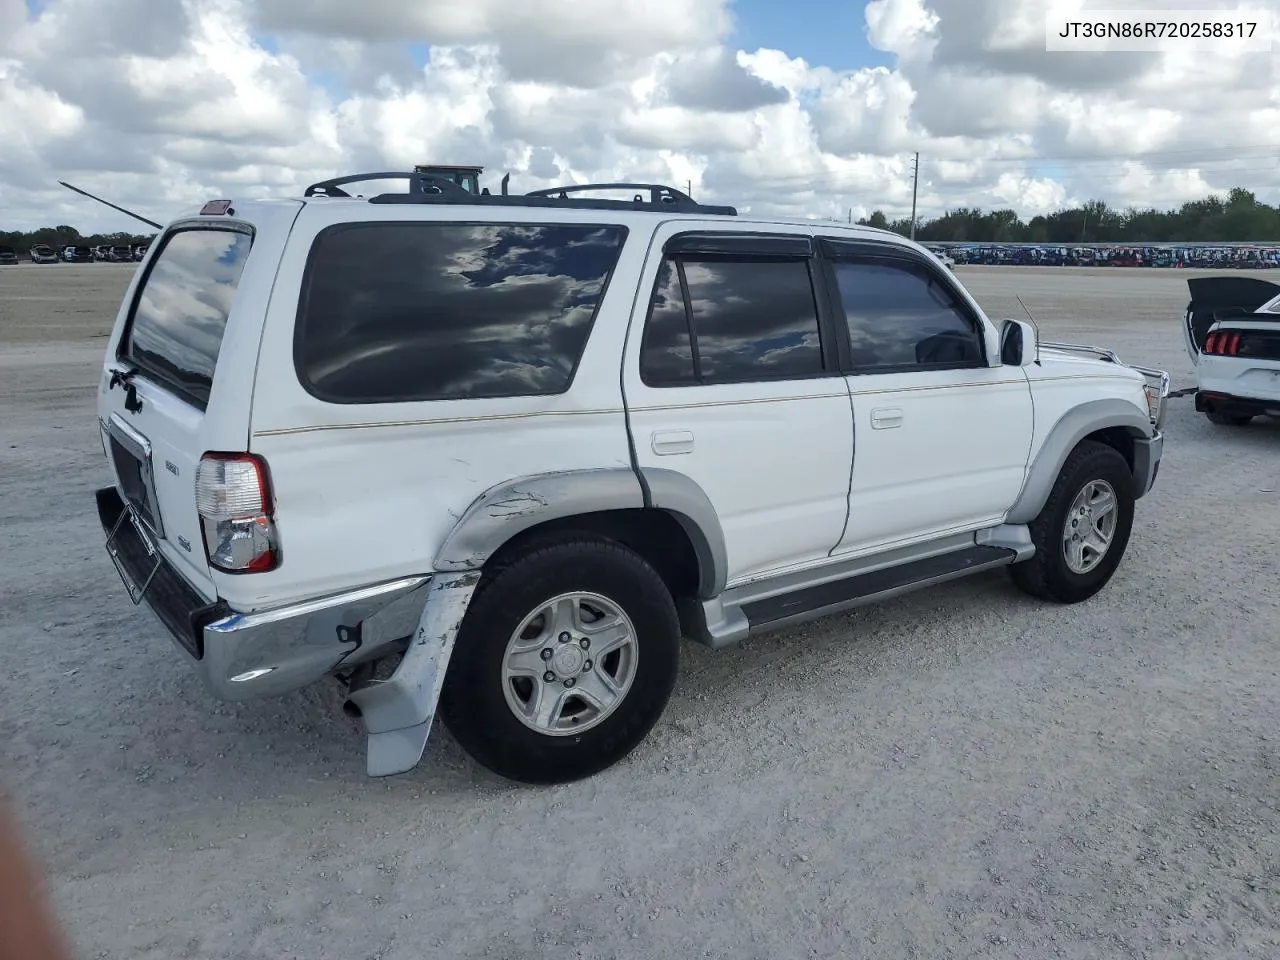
[{"x1": 253, "y1": 373, "x2": 1135, "y2": 437}]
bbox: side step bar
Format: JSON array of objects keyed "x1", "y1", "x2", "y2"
[{"x1": 741, "y1": 544, "x2": 1018, "y2": 633}]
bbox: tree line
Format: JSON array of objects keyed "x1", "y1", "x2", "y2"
[
  {"x1": 0, "y1": 225, "x2": 155, "y2": 254},
  {"x1": 5, "y1": 185, "x2": 1278, "y2": 249},
  {"x1": 854, "y1": 187, "x2": 1280, "y2": 244}
]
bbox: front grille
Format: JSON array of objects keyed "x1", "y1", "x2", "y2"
[{"x1": 95, "y1": 487, "x2": 227, "y2": 659}]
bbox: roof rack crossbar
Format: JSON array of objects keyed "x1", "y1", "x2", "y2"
[{"x1": 304, "y1": 172, "x2": 473, "y2": 199}]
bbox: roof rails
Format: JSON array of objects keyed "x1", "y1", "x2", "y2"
[
  {"x1": 301, "y1": 171, "x2": 738, "y2": 216},
  {"x1": 304, "y1": 172, "x2": 474, "y2": 199}
]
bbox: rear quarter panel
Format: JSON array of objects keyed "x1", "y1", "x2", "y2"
[{"x1": 239, "y1": 202, "x2": 646, "y2": 610}]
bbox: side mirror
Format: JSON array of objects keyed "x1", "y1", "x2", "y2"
[{"x1": 1000, "y1": 318, "x2": 1036, "y2": 366}]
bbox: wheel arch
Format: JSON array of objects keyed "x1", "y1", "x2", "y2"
[
  {"x1": 1007, "y1": 400, "x2": 1152, "y2": 524},
  {"x1": 433, "y1": 468, "x2": 728, "y2": 601}
]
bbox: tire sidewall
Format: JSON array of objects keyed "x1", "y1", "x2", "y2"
[
  {"x1": 1040, "y1": 447, "x2": 1135, "y2": 602},
  {"x1": 440, "y1": 542, "x2": 680, "y2": 784}
]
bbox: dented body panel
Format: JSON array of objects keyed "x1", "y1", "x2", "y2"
[{"x1": 347, "y1": 571, "x2": 480, "y2": 777}]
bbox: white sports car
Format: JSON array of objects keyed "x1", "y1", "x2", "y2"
[{"x1": 1183, "y1": 277, "x2": 1280, "y2": 426}]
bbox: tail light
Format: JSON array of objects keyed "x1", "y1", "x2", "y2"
[
  {"x1": 195, "y1": 453, "x2": 279, "y2": 573},
  {"x1": 1203, "y1": 331, "x2": 1242, "y2": 356}
]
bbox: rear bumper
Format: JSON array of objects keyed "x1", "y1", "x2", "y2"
[
  {"x1": 1133, "y1": 431, "x2": 1163, "y2": 499},
  {"x1": 1195, "y1": 390, "x2": 1280, "y2": 419},
  {"x1": 95, "y1": 486, "x2": 429, "y2": 700}
]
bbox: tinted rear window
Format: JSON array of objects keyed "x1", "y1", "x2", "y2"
[
  {"x1": 295, "y1": 222, "x2": 627, "y2": 404},
  {"x1": 122, "y1": 227, "x2": 252, "y2": 410}
]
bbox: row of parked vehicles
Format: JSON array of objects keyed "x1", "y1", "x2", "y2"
[
  {"x1": 935, "y1": 243, "x2": 1280, "y2": 269},
  {"x1": 0, "y1": 243, "x2": 149, "y2": 264}
]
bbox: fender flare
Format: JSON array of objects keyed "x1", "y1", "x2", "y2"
[
  {"x1": 432, "y1": 467, "x2": 729, "y2": 599},
  {"x1": 1006, "y1": 399, "x2": 1153, "y2": 524},
  {"x1": 638, "y1": 467, "x2": 728, "y2": 599}
]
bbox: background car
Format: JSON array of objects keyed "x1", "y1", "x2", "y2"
[
  {"x1": 1183, "y1": 276, "x2": 1280, "y2": 426},
  {"x1": 61, "y1": 245, "x2": 94, "y2": 263},
  {"x1": 0, "y1": 246, "x2": 19, "y2": 265},
  {"x1": 29, "y1": 244, "x2": 60, "y2": 264}
]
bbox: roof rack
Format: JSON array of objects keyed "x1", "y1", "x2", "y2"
[
  {"x1": 301, "y1": 172, "x2": 738, "y2": 216},
  {"x1": 304, "y1": 172, "x2": 473, "y2": 199}
]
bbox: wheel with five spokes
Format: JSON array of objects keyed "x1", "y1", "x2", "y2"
[
  {"x1": 1008, "y1": 439, "x2": 1136, "y2": 604},
  {"x1": 438, "y1": 538, "x2": 681, "y2": 784}
]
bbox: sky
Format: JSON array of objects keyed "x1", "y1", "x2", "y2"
[{"x1": 0, "y1": 0, "x2": 1277, "y2": 233}]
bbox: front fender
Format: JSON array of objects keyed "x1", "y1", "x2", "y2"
[{"x1": 1006, "y1": 399, "x2": 1154, "y2": 524}]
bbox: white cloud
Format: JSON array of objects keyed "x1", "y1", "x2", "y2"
[
  {"x1": 864, "y1": 0, "x2": 939, "y2": 60},
  {"x1": 251, "y1": 0, "x2": 732, "y2": 86},
  {"x1": 0, "y1": 0, "x2": 1276, "y2": 233}
]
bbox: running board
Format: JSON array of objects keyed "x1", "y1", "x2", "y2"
[{"x1": 740, "y1": 544, "x2": 1018, "y2": 633}]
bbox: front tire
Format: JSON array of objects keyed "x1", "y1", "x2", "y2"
[
  {"x1": 1008, "y1": 440, "x2": 1135, "y2": 604},
  {"x1": 438, "y1": 539, "x2": 681, "y2": 785}
]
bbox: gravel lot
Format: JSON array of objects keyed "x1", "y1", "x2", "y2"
[{"x1": 2, "y1": 262, "x2": 1279, "y2": 959}]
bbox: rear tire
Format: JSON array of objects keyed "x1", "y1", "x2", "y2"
[
  {"x1": 1206, "y1": 411, "x2": 1253, "y2": 426},
  {"x1": 1008, "y1": 440, "x2": 1135, "y2": 604},
  {"x1": 439, "y1": 539, "x2": 681, "y2": 785}
]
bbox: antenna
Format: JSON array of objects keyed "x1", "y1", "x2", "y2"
[
  {"x1": 1015, "y1": 295, "x2": 1042, "y2": 364},
  {"x1": 909, "y1": 151, "x2": 919, "y2": 240},
  {"x1": 58, "y1": 181, "x2": 163, "y2": 230}
]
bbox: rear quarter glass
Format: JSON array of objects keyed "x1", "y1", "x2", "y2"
[
  {"x1": 120, "y1": 225, "x2": 254, "y2": 411},
  {"x1": 291, "y1": 220, "x2": 628, "y2": 404}
]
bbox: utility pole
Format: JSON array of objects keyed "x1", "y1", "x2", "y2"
[
  {"x1": 909, "y1": 152, "x2": 920, "y2": 240},
  {"x1": 687, "y1": 179, "x2": 692, "y2": 198}
]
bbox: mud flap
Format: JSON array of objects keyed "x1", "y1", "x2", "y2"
[{"x1": 346, "y1": 571, "x2": 480, "y2": 777}]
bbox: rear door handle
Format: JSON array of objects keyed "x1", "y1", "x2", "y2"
[
  {"x1": 651, "y1": 430, "x2": 694, "y2": 455},
  {"x1": 870, "y1": 407, "x2": 904, "y2": 429}
]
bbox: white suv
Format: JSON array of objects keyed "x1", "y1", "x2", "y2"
[
  {"x1": 94, "y1": 173, "x2": 1169, "y2": 785},
  {"x1": 1183, "y1": 276, "x2": 1280, "y2": 426}
]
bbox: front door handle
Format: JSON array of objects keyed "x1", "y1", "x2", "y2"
[
  {"x1": 651, "y1": 430, "x2": 694, "y2": 455},
  {"x1": 870, "y1": 407, "x2": 904, "y2": 429}
]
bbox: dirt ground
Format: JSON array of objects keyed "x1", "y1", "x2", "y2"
[{"x1": 2, "y1": 262, "x2": 1279, "y2": 960}]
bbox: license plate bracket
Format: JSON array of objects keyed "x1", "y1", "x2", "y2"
[
  {"x1": 104, "y1": 503, "x2": 162, "y2": 605},
  {"x1": 104, "y1": 413, "x2": 165, "y2": 541}
]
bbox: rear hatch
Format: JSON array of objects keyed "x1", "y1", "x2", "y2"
[
  {"x1": 1184, "y1": 276, "x2": 1280, "y2": 361},
  {"x1": 98, "y1": 204, "x2": 300, "y2": 600}
]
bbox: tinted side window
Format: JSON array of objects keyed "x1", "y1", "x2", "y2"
[
  {"x1": 639, "y1": 259, "x2": 697, "y2": 385},
  {"x1": 123, "y1": 226, "x2": 253, "y2": 410},
  {"x1": 296, "y1": 222, "x2": 627, "y2": 403},
  {"x1": 666, "y1": 257, "x2": 823, "y2": 384},
  {"x1": 831, "y1": 259, "x2": 984, "y2": 371}
]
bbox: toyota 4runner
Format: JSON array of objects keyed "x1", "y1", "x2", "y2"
[{"x1": 94, "y1": 173, "x2": 1169, "y2": 785}]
